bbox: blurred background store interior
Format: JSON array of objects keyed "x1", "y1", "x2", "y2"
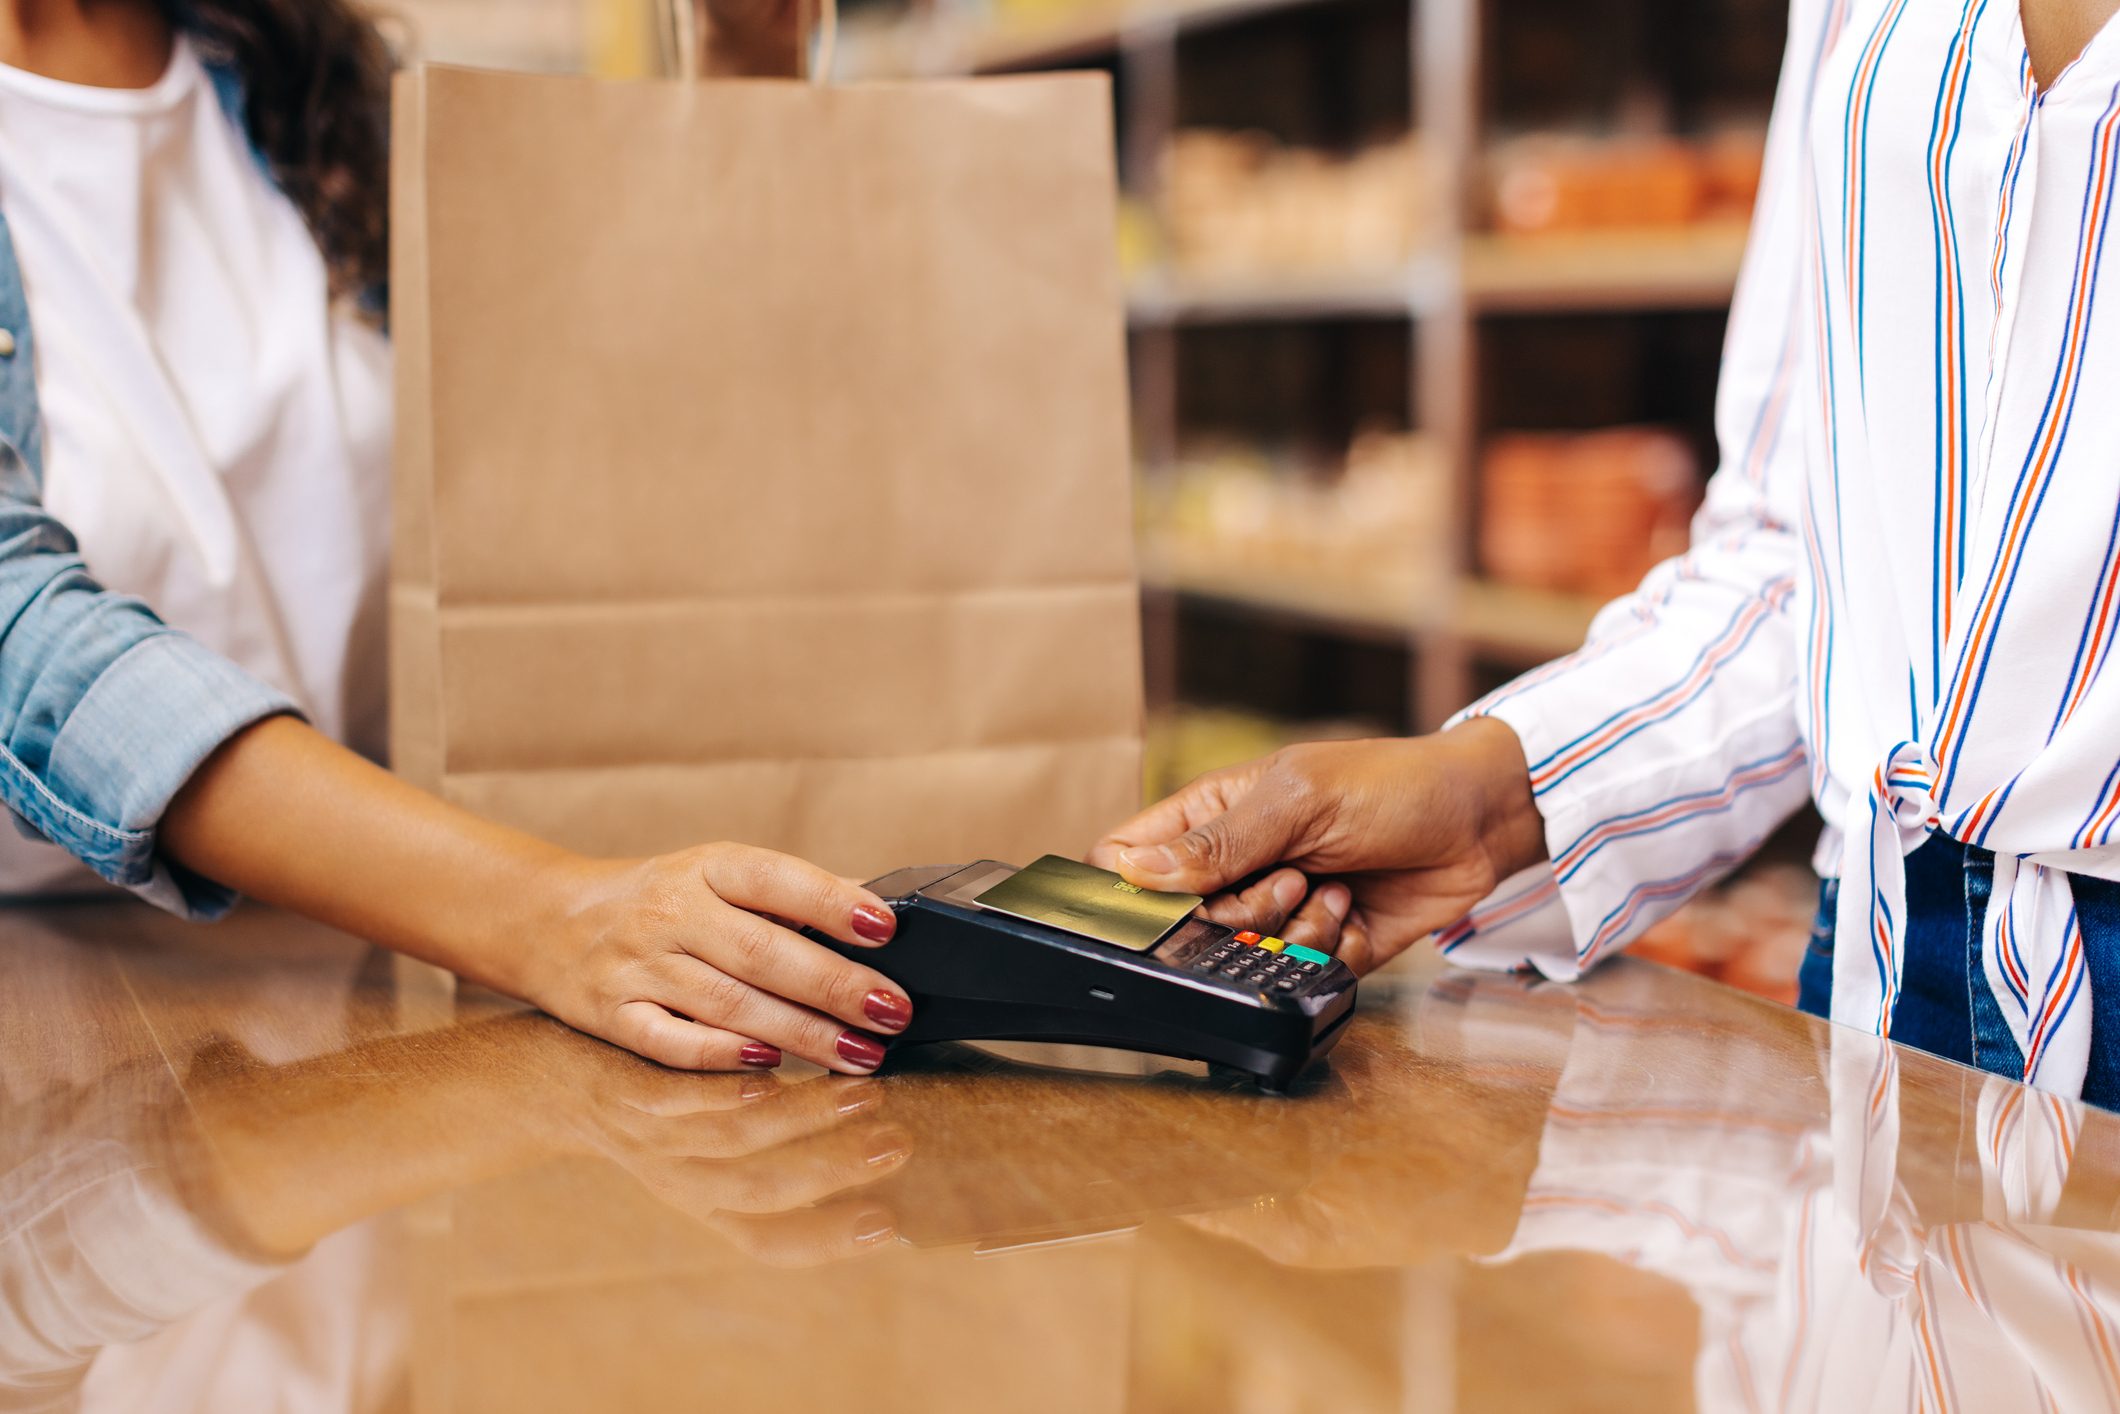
[{"x1": 387, "y1": 0, "x2": 1818, "y2": 1002}]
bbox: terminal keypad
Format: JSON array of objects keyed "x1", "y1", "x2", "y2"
[{"x1": 1193, "y1": 930, "x2": 1334, "y2": 993}]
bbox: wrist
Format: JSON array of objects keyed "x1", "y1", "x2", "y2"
[
  {"x1": 1440, "y1": 716, "x2": 1547, "y2": 885},
  {"x1": 451, "y1": 845, "x2": 617, "y2": 1010}
]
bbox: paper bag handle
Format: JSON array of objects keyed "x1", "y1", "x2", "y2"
[{"x1": 664, "y1": 0, "x2": 837, "y2": 83}]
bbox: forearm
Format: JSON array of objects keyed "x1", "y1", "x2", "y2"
[
  {"x1": 159, "y1": 715, "x2": 913, "y2": 1078},
  {"x1": 160, "y1": 715, "x2": 580, "y2": 999}
]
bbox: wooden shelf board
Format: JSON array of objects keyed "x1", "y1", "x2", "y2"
[
  {"x1": 1140, "y1": 558, "x2": 1606, "y2": 664},
  {"x1": 1139, "y1": 554, "x2": 1433, "y2": 640},
  {"x1": 837, "y1": 0, "x2": 1349, "y2": 78},
  {"x1": 1464, "y1": 226, "x2": 1750, "y2": 313},
  {"x1": 1450, "y1": 579, "x2": 1604, "y2": 660},
  {"x1": 1123, "y1": 231, "x2": 1745, "y2": 324},
  {"x1": 1126, "y1": 265, "x2": 1437, "y2": 324}
]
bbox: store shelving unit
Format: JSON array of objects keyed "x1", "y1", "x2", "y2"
[{"x1": 836, "y1": 0, "x2": 1778, "y2": 744}]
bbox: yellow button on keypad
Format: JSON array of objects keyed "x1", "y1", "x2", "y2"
[{"x1": 1256, "y1": 937, "x2": 1286, "y2": 952}]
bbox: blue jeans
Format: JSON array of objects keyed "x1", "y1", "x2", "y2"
[{"x1": 1799, "y1": 835, "x2": 2120, "y2": 1111}]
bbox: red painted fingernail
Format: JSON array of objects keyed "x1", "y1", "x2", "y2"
[
  {"x1": 836, "y1": 1031, "x2": 888, "y2": 1071},
  {"x1": 864, "y1": 989, "x2": 912, "y2": 1030},
  {"x1": 739, "y1": 1042, "x2": 782, "y2": 1068},
  {"x1": 853, "y1": 1209, "x2": 895, "y2": 1246},
  {"x1": 853, "y1": 904, "x2": 896, "y2": 942}
]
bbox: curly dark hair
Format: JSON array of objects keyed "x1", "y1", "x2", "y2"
[{"x1": 170, "y1": 0, "x2": 393, "y2": 302}]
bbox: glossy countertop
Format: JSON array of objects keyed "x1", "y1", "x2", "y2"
[{"x1": 5, "y1": 900, "x2": 2118, "y2": 1413}]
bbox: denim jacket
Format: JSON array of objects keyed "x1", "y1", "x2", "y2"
[{"x1": 0, "y1": 55, "x2": 301, "y2": 916}]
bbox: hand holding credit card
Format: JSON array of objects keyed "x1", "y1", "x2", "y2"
[{"x1": 973, "y1": 855, "x2": 1205, "y2": 953}]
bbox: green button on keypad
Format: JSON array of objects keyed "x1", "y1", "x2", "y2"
[{"x1": 1282, "y1": 944, "x2": 1332, "y2": 966}]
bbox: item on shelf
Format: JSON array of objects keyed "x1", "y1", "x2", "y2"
[
  {"x1": 1487, "y1": 129, "x2": 1767, "y2": 236},
  {"x1": 1629, "y1": 863, "x2": 1816, "y2": 1005},
  {"x1": 1143, "y1": 429, "x2": 1450, "y2": 592},
  {"x1": 1161, "y1": 130, "x2": 1440, "y2": 276},
  {"x1": 1478, "y1": 427, "x2": 1698, "y2": 601}
]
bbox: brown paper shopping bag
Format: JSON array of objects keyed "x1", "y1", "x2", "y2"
[{"x1": 391, "y1": 66, "x2": 1143, "y2": 878}]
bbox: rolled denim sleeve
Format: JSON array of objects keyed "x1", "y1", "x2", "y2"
[{"x1": 0, "y1": 442, "x2": 296, "y2": 916}]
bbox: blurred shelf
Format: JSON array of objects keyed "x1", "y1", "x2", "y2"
[
  {"x1": 1140, "y1": 553, "x2": 1432, "y2": 640},
  {"x1": 1124, "y1": 230, "x2": 1746, "y2": 325},
  {"x1": 838, "y1": 0, "x2": 1346, "y2": 77},
  {"x1": 1451, "y1": 579, "x2": 1603, "y2": 660},
  {"x1": 1464, "y1": 226, "x2": 1750, "y2": 313},
  {"x1": 1141, "y1": 543, "x2": 1609, "y2": 659},
  {"x1": 838, "y1": 0, "x2": 1758, "y2": 729},
  {"x1": 1126, "y1": 264, "x2": 1441, "y2": 324}
]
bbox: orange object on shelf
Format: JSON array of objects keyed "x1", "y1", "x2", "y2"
[
  {"x1": 1479, "y1": 427, "x2": 1699, "y2": 600},
  {"x1": 1699, "y1": 128, "x2": 1769, "y2": 222},
  {"x1": 1488, "y1": 131, "x2": 1766, "y2": 236}
]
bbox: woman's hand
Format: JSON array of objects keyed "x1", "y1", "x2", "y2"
[
  {"x1": 163, "y1": 718, "x2": 916, "y2": 1077},
  {"x1": 1087, "y1": 719, "x2": 1547, "y2": 973},
  {"x1": 525, "y1": 843, "x2": 913, "y2": 1075}
]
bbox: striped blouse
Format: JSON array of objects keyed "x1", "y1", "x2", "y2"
[{"x1": 1447, "y1": 0, "x2": 2120, "y2": 1099}]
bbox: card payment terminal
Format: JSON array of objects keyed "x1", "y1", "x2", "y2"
[{"x1": 814, "y1": 860, "x2": 1358, "y2": 1091}]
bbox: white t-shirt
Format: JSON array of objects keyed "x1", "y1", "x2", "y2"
[{"x1": 0, "y1": 35, "x2": 392, "y2": 895}]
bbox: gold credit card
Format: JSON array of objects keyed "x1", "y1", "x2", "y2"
[{"x1": 973, "y1": 855, "x2": 1204, "y2": 953}]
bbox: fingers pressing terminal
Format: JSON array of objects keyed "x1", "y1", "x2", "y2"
[
  {"x1": 1279, "y1": 881, "x2": 1352, "y2": 953},
  {"x1": 651, "y1": 948, "x2": 904, "y2": 1076},
  {"x1": 1201, "y1": 867, "x2": 1310, "y2": 935},
  {"x1": 1114, "y1": 791, "x2": 1295, "y2": 897},
  {"x1": 700, "y1": 844, "x2": 896, "y2": 949},
  {"x1": 1334, "y1": 907, "x2": 1376, "y2": 973},
  {"x1": 672, "y1": 909, "x2": 913, "y2": 1069},
  {"x1": 836, "y1": 1031, "x2": 888, "y2": 1073},
  {"x1": 614, "y1": 1000, "x2": 785, "y2": 1072}
]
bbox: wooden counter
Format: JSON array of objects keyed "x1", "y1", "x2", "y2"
[{"x1": 4, "y1": 899, "x2": 2116, "y2": 1412}]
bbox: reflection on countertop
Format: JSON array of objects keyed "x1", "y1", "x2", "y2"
[{"x1": 2, "y1": 900, "x2": 2116, "y2": 1412}]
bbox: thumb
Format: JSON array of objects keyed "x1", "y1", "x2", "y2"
[{"x1": 1114, "y1": 791, "x2": 1299, "y2": 895}]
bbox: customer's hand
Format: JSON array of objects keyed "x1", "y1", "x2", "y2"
[
  {"x1": 526, "y1": 843, "x2": 911, "y2": 1075},
  {"x1": 1088, "y1": 719, "x2": 1546, "y2": 973}
]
